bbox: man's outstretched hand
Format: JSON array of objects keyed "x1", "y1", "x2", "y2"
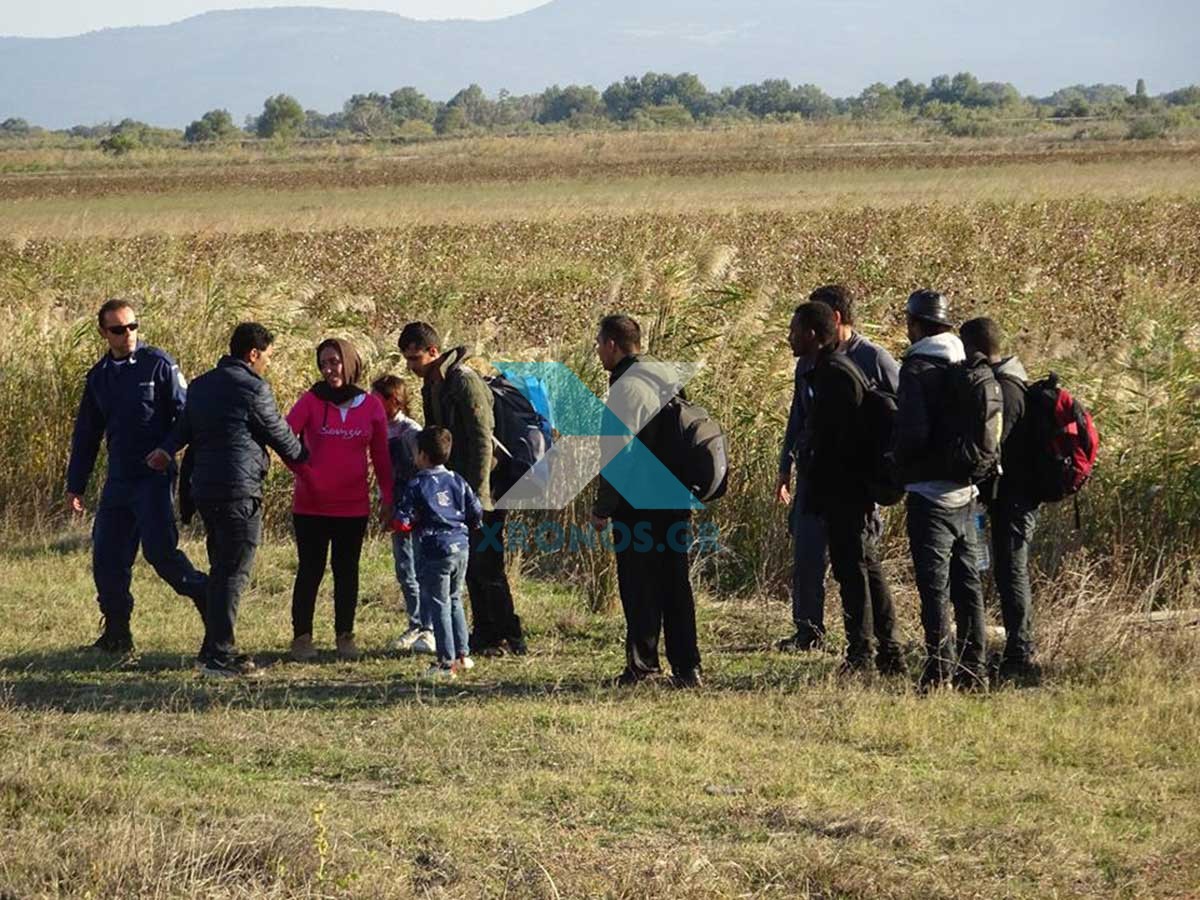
[{"x1": 145, "y1": 448, "x2": 171, "y2": 472}]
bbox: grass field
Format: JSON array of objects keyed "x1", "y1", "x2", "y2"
[
  {"x1": 3, "y1": 535, "x2": 1199, "y2": 898},
  {"x1": 2, "y1": 125, "x2": 1199, "y2": 898}
]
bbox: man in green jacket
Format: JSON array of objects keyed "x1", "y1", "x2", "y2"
[{"x1": 399, "y1": 322, "x2": 525, "y2": 655}]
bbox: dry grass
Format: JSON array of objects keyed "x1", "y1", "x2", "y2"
[
  {"x1": 2, "y1": 125, "x2": 1199, "y2": 897},
  {"x1": 1, "y1": 537, "x2": 1199, "y2": 898}
]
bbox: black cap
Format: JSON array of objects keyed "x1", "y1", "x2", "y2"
[{"x1": 905, "y1": 289, "x2": 952, "y2": 326}]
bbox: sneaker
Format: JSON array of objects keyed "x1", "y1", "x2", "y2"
[
  {"x1": 410, "y1": 631, "x2": 437, "y2": 655},
  {"x1": 387, "y1": 626, "x2": 423, "y2": 652},
  {"x1": 671, "y1": 668, "x2": 704, "y2": 689},
  {"x1": 201, "y1": 655, "x2": 258, "y2": 678},
  {"x1": 290, "y1": 633, "x2": 318, "y2": 663},
  {"x1": 335, "y1": 633, "x2": 360, "y2": 662},
  {"x1": 423, "y1": 663, "x2": 456, "y2": 681},
  {"x1": 776, "y1": 632, "x2": 823, "y2": 653},
  {"x1": 456, "y1": 655, "x2": 475, "y2": 671}
]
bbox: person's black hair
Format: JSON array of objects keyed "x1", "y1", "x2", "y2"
[
  {"x1": 398, "y1": 321, "x2": 440, "y2": 353},
  {"x1": 372, "y1": 374, "x2": 410, "y2": 412},
  {"x1": 229, "y1": 322, "x2": 274, "y2": 359},
  {"x1": 960, "y1": 317, "x2": 1004, "y2": 358},
  {"x1": 97, "y1": 298, "x2": 135, "y2": 328},
  {"x1": 795, "y1": 301, "x2": 838, "y2": 347},
  {"x1": 808, "y1": 284, "x2": 855, "y2": 327},
  {"x1": 417, "y1": 426, "x2": 453, "y2": 466},
  {"x1": 598, "y1": 314, "x2": 641, "y2": 354}
]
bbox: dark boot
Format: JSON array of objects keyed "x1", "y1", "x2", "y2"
[{"x1": 92, "y1": 615, "x2": 133, "y2": 654}]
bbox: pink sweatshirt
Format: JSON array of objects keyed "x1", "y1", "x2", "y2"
[{"x1": 286, "y1": 390, "x2": 394, "y2": 518}]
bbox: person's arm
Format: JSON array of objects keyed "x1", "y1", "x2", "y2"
[
  {"x1": 592, "y1": 373, "x2": 653, "y2": 522},
  {"x1": 392, "y1": 480, "x2": 419, "y2": 534},
  {"x1": 463, "y1": 480, "x2": 483, "y2": 531},
  {"x1": 282, "y1": 393, "x2": 310, "y2": 470},
  {"x1": 368, "y1": 399, "x2": 394, "y2": 517},
  {"x1": 251, "y1": 383, "x2": 307, "y2": 464},
  {"x1": 66, "y1": 377, "x2": 104, "y2": 506},
  {"x1": 451, "y1": 370, "x2": 494, "y2": 499},
  {"x1": 892, "y1": 360, "x2": 931, "y2": 478},
  {"x1": 160, "y1": 354, "x2": 188, "y2": 429},
  {"x1": 876, "y1": 347, "x2": 901, "y2": 396}
]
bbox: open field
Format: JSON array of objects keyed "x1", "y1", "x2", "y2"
[
  {"x1": 2, "y1": 536, "x2": 1200, "y2": 898},
  {"x1": 2, "y1": 126, "x2": 1200, "y2": 897}
]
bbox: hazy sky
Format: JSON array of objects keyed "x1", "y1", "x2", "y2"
[{"x1": 1, "y1": 1, "x2": 550, "y2": 37}]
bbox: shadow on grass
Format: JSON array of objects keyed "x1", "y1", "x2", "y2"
[{"x1": 0, "y1": 646, "x2": 843, "y2": 713}]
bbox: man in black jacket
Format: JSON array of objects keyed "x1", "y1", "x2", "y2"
[
  {"x1": 961, "y1": 317, "x2": 1040, "y2": 683},
  {"x1": 591, "y1": 314, "x2": 702, "y2": 688},
  {"x1": 794, "y1": 303, "x2": 904, "y2": 674},
  {"x1": 893, "y1": 290, "x2": 988, "y2": 690},
  {"x1": 148, "y1": 323, "x2": 306, "y2": 677}
]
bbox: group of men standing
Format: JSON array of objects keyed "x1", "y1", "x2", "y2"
[
  {"x1": 777, "y1": 286, "x2": 1040, "y2": 688},
  {"x1": 68, "y1": 288, "x2": 1040, "y2": 688}
]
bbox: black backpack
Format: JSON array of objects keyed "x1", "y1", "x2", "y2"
[
  {"x1": 656, "y1": 392, "x2": 729, "y2": 503},
  {"x1": 486, "y1": 375, "x2": 553, "y2": 498},
  {"x1": 828, "y1": 354, "x2": 904, "y2": 506},
  {"x1": 938, "y1": 354, "x2": 1004, "y2": 485}
]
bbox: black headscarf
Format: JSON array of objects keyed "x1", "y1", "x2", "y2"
[{"x1": 311, "y1": 337, "x2": 366, "y2": 405}]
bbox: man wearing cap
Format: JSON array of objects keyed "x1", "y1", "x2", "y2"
[
  {"x1": 892, "y1": 289, "x2": 988, "y2": 690},
  {"x1": 67, "y1": 298, "x2": 209, "y2": 653}
]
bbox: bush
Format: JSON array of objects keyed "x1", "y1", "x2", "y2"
[{"x1": 1127, "y1": 116, "x2": 1169, "y2": 140}]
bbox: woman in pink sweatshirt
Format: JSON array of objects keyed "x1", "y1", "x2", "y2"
[{"x1": 286, "y1": 338, "x2": 393, "y2": 662}]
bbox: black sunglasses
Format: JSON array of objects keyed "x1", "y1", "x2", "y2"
[{"x1": 105, "y1": 322, "x2": 139, "y2": 336}]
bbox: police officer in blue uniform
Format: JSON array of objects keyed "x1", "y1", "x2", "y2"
[{"x1": 66, "y1": 298, "x2": 209, "y2": 653}]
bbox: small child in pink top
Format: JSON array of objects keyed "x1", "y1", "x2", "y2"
[{"x1": 285, "y1": 338, "x2": 393, "y2": 663}]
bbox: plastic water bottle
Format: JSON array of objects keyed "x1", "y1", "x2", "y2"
[{"x1": 974, "y1": 510, "x2": 991, "y2": 572}]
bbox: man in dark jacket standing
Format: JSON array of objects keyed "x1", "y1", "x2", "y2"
[
  {"x1": 775, "y1": 285, "x2": 899, "y2": 652},
  {"x1": 961, "y1": 317, "x2": 1040, "y2": 683},
  {"x1": 398, "y1": 322, "x2": 525, "y2": 656},
  {"x1": 591, "y1": 314, "x2": 703, "y2": 688},
  {"x1": 893, "y1": 290, "x2": 988, "y2": 690},
  {"x1": 66, "y1": 298, "x2": 208, "y2": 653},
  {"x1": 148, "y1": 322, "x2": 305, "y2": 677},
  {"x1": 793, "y1": 302, "x2": 904, "y2": 674}
]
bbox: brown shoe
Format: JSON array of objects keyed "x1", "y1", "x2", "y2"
[
  {"x1": 336, "y1": 633, "x2": 360, "y2": 662},
  {"x1": 290, "y1": 633, "x2": 318, "y2": 663}
]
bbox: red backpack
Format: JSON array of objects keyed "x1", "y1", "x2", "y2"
[{"x1": 1024, "y1": 373, "x2": 1099, "y2": 503}]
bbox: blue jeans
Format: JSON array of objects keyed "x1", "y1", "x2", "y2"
[
  {"x1": 790, "y1": 478, "x2": 828, "y2": 639},
  {"x1": 93, "y1": 472, "x2": 208, "y2": 621},
  {"x1": 989, "y1": 499, "x2": 1038, "y2": 663},
  {"x1": 419, "y1": 545, "x2": 469, "y2": 665},
  {"x1": 391, "y1": 532, "x2": 426, "y2": 631},
  {"x1": 905, "y1": 494, "x2": 987, "y2": 682}
]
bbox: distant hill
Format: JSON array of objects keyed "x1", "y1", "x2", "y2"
[{"x1": 0, "y1": 0, "x2": 1193, "y2": 128}]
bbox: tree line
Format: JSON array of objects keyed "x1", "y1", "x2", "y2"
[{"x1": 2, "y1": 71, "x2": 1198, "y2": 152}]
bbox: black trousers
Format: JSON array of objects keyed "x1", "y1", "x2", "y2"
[
  {"x1": 197, "y1": 497, "x2": 262, "y2": 663},
  {"x1": 466, "y1": 509, "x2": 523, "y2": 649},
  {"x1": 292, "y1": 513, "x2": 369, "y2": 638},
  {"x1": 614, "y1": 513, "x2": 701, "y2": 677},
  {"x1": 824, "y1": 503, "x2": 902, "y2": 668}
]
